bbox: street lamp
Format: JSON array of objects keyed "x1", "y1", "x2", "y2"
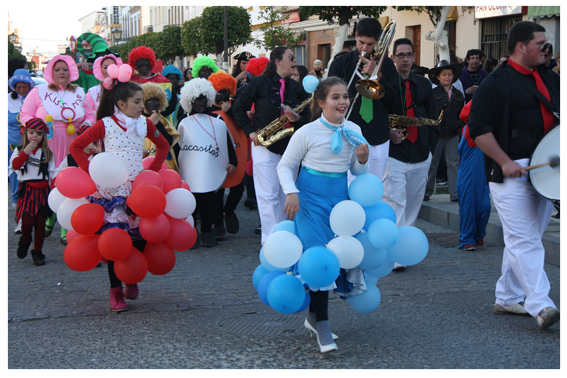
[
  {"x1": 112, "y1": 27, "x2": 122, "y2": 45},
  {"x1": 9, "y1": 33, "x2": 17, "y2": 43}
]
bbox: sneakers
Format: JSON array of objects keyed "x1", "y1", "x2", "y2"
[
  {"x1": 124, "y1": 284, "x2": 139, "y2": 300},
  {"x1": 224, "y1": 212, "x2": 239, "y2": 234},
  {"x1": 476, "y1": 239, "x2": 484, "y2": 247},
  {"x1": 201, "y1": 232, "x2": 218, "y2": 247},
  {"x1": 212, "y1": 225, "x2": 226, "y2": 241},
  {"x1": 493, "y1": 302, "x2": 529, "y2": 316},
  {"x1": 17, "y1": 237, "x2": 32, "y2": 259},
  {"x1": 14, "y1": 220, "x2": 22, "y2": 234},
  {"x1": 537, "y1": 307, "x2": 560, "y2": 329},
  {"x1": 392, "y1": 263, "x2": 406, "y2": 271},
  {"x1": 463, "y1": 244, "x2": 476, "y2": 251},
  {"x1": 31, "y1": 250, "x2": 46, "y2": 266},
  {"x1": 109, "y1": 287, "x2": 128, "y2": 312}
]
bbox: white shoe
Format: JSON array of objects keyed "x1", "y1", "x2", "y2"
[
  {"x1": 304, "y1": 315, "x2": 338, "y2": 340},
  {"x1": 313, "y1": 320, "x2": 337, "y2": 353},
  {"x1": 14, "y1": 220, "x2": 22, "y2": 234},
  {"x1": 393, "y1": 263, "x2": 406, "y2": 271},
  {"x1": 537, "y1": 307, "x2": 560, "y2": 329},
  {"x1": 493, "y1": 302, "x2": 529, "y2": 315}
]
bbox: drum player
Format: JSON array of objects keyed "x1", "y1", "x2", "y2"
[{"x1": 468, "y1": 21, "x2": 560, "y2": 329}]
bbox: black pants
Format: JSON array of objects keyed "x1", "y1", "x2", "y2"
[
  {"x1": 193, "y1": 191, "x2": 223, "y2": 232},
  {"x1": 108, "y1": 239, "x2": 147, "y2": 288},
  {"x1": 245, "y1": 173, "x2": 256, "y2": 200},
  {"x1": 219, "y1": 178, "x2": 245, "y2": 215},
  {"x1": 309, "y1": 290, "x2": 329, "y2": 322}
]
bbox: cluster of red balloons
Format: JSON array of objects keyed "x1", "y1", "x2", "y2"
[{"x1": 56, "y1": 159, "x2": 197, "y2": 285}]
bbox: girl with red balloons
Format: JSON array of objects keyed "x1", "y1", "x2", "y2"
[
  {"x1": 69, "y1": 65, "x2": 169, "y2": 312},
  {"x1": 9, "y1": 118, "x2": 56, "y2": 266}
]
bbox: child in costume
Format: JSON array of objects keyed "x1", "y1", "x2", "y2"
[
  {"x1": 141, "y1": 82, "x2": 180, "y2": 172},
  {"x1": 85, "y1": 54, "x2": 123, "y2": 113},
  {"x1": 10, "y1": 118, "x2": 57, "y2": 266},
  {"x1": 177, "y1": 78, "x2": 237, "y2": 248},
  {"x1": 277, "y1": 77, "x2": 370, "y2": 353},
  {"x1": 69, "y1": 70, "x2": 169, "y2": 312}
]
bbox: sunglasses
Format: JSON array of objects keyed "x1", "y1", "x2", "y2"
[{"x1": 288, "y1": 54, "x2": 296, "y2": 62}]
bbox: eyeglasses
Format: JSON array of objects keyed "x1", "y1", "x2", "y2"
[
  {"x1": 394, "y1": 53, "x2": 415, "y2": 60},
  {"x1": 288, "y1": 54, "x2": 296, "y2": 62}
]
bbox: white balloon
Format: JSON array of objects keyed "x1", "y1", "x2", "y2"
[
  {"x1": 185, "y1": 215, "x2": 194, "y2": 227},
  {"x1": 263, "y1": 231, "x2": 303, "y2": 269},
  {"x1": 56, "y1": 198, "x2": 89, "y2": 231},
  {"x1": 48, "y1": 187, "x2": 67, "y2": 213},
  {"x1": 165, "y1": 188, "x2": 196, "y2": 219},
  {"x1": 329, "y1": 200, "x2": 366, "y2": 236},
  {"x1": 88, "y1": 152, "x2": 129, "y2": 188},
  {"x1": 327, "y1": 236, "x2": 364, "y2": 269}
]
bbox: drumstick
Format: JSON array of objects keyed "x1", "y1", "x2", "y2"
[{"x1": 525, "y1": 155, "x2": 560, "y2": 171}]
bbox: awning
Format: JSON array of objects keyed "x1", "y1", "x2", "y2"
[{"x1": 528, "y1": 6, "x2": 560, "y2": 19}]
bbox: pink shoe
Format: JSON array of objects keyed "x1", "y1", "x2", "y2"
[
  {"x1": 109, "y1": 287, "x2": 128, "y2": 312},
  {"x1": 124, "y1": 284, "x2": 139, "y2": 300}
]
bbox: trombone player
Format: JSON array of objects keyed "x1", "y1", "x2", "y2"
[{"x1": 328, "y1": 17, "x2": 401, "y2": 181}]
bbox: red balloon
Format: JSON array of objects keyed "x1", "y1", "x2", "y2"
[
  {"x1": 180, "y1": 226, "x2": 198, "y2": 250},
  {"x1": 66, "y1": 230, "x2": 80, "y2": 243},
  {"x1": 142, "y1": 156, "x2": 168, "y2": 172},
  {"x1": 165, "y1": 218, "x2": 195, "y2": 250},
  {"x1": 132, "y1": 170, "x2": 165, "y2": 192},
  {"x1": 56, "y1": 167, "x2": 97, "y2": 199},
  {"x1": 114, "y1": 246, "x2": 148, "y2": 284},
  {"x1": 181, "y1": 180, "x2": 190, "y2": 191},
  {"x1": 126, "y1": 185, "x2": 166, "y2": 218},
  {"x1": 139, "y1": 214, "x2": 170, "y2": 243},
  {"x1": 71, "y1": 203, "x2": 105, "y2": 235},
  {"x1": 144, "y1": 242, "x2": 176, "y2": 275},
  {"x1": 160, "y1": 169, "x2": 182, "y2": 194},
  {"x1": 64, "y1": 234, "x2": 101, "y2": 272},
  {"x1": 98, "y1": 228, "x2": 132, "y2": 261}
]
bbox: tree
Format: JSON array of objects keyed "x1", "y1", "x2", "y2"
[
  {"x1": 8, "y1": 39, "x2": 26, "y2": 61},
  {"x1": 154, "y1": 25, "x2": 183, "y2": 64},
  {"x1": 393, "y1": 6, "x2": 450, "y2": 63},
  {"x1": 254, "y1": 6, "x2": 304, "y2": 52},
  {"x1": 298, "y1": 6, "x2": 387, "y2": 73},
  {"x1": 181, "y1": 17, "x2": 205, "y2": 57}
]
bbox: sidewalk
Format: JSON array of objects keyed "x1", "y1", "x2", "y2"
[{"x1": 419, "y1": 192, "x2": 560, "y2": 266}]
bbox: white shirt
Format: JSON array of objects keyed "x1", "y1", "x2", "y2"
[
  {"x1": 277, "y1": 116, "x2": 368, "y2": 194},
  {"x1": 9, "y1": 147, "x2": 56, "y2": 182}
]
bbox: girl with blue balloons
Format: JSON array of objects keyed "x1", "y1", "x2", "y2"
[{"x1": 277, "y1": 76, "x2": 370, "y2": 353}]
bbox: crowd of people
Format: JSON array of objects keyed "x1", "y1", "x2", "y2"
[{"x1": 8, "y1": 19, "x2": 560, "y2": 353}]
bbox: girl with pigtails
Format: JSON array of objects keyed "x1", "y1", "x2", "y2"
[{"x1": 69, "y1": 65, "x2": 169, "y2": 312}]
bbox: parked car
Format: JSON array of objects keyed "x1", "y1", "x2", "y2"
[{"x1": 31, "y1": 76, "x2": 48, "y2": 86}]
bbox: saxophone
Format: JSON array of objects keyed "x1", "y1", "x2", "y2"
[
  {"x1": 257, "y1": 96, "x2": 313, "y2": 147},
  {"x1": 389, "y1": 109, "x2": 445, "y2": 141}
]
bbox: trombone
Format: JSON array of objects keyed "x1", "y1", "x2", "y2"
[{"x1": 346, "y1": 21, "x2": 396, "y2": 120}]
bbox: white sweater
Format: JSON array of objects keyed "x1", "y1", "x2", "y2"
[
  {"x1": 9, "y1": 147, "x2": 56, "y2": 183},
  {"x1": 277, "y1": 116, "x2": 368, "y2": 194}
]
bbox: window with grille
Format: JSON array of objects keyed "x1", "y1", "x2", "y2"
[{"x1": 481, "y1": 15, "x2": 523, "y2": 60}]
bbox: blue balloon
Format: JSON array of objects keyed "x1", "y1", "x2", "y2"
[
  {"x1": 273, "y1": 220, "x2": 296, "y2": 234},
  {"x1": 298, "y1": 246, "x2": 340, "y2": 288},
  {"x1": 348, "y1": 173, "x2": 384, "y2": 207},
  {"x1": 348, "y1": 281, "x2": 381, "y2": 313},
  {"x1": 365, "y1": 274, "x2": 379, "y2": 286},
  {"x1": 365, "y1": 258, "x2": 395, "y2": 278},
  {"x1": 258, "y1": 271, "x2": 285, "y2": 306},
  {"x1": 294, "y1": 291, "x2": 311, "y2": 313},
  {"x1": 260, "y1": 247, "x2": 288, "y2": 272},
  {"x1": 267, "y1": 274, "x2": 306, "y2": 314},
  {"x1": 302, "y1": 75, "x2": 320, "y2": 93},
  {"x1": 363, "y1": 201, "x2": 397, "y2": 231},
  {"x1": 387, "y1": 226, "x2": 429, "y2": 266},
  {"x1": 355, "y1": 233, "x2": 387, "y2": 270},
  {"x1": 252, "y1": 264, "x2": 270, "y2": 290},
  {"x1": 367, "y1": 218, "x2": 400, "y2": 250}
]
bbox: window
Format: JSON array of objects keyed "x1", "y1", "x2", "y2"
[{"x1": 481, "y1": 15, "x2": 523, "y2": 61}]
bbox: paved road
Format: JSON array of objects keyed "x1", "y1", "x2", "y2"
[{"x1": 7, "y1": 193, "x2": 560, "y2": 369}]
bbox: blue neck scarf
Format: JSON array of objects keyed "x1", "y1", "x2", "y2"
[{"x1": 319, "y1": 115, "x2": 368, "y2": 154}]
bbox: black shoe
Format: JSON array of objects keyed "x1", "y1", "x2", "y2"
[
  {"x1": 31, "y1": 250, "x2": 45, "y2": 266},
  {"x1": 17, "y1": 237, "x2": 32, "y2": 259},
  {"x1": 212, "y1": 225, "x2": 226, "y2": 241},
  {"x1": 60, "y1": 236, "x2": 67, "y2": 246},
  {"x1": 255, "y1": 225, "x2": 261, "y2": 235},
  {"x1": 224, "y1": 212, "x2": 239, "y2": 234},
  {"x1": 44, "y1": 224, "x2": 53, "y2": 238},
  {"x1": 201, "y1": 232, "x2": 218, "y2": 247},
  {"x1": 244, "y1": 198, "x2": 257, "y2": 210}
]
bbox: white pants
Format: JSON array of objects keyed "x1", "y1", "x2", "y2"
[
  {"x1": 383, "y1": 154, "x2": 432, "y2": 227},
  {"x1": 348, "y1": 140, "x2": 390, "y2": 184},
  {"x1": 251, "y1": 143, "x2": 287, "y2": 245},
  {"x1": 490, "y1": 158, "x2": 555, "y2": 318}
]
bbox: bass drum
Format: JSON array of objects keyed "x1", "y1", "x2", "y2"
[{"x1": 529, "y1": 124, "x2": 560, "y2": 201}]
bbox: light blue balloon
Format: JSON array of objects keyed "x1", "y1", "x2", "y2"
[
  {"x1": 348, "y1": 173, "x2": 384, "y2": 207},
  {"x1": 365, "y1": 274, "x2": 379, "y2": 285},
  {"x1": 298, "y1": 246, "x2": 340, "y2": 288},
  {"x1": 302, "y1": 75, "x2": 320, "y2": 93},
  {"x1": 387, "y1": 226, "x2": 429, "y2": 266},
  {"x1": 355, "y1": 233, "x2": 387, "y2": 270},
  {"x1": 260, "y1": 248, "x2": 288, "y2": 272},
  {"x1": 365, "y1": 258, "x2": 395, "y2": 278},
  {"x1": 348, "y1": 281, "x2": 381, "y2": 313},
  {"x1": 294, "y1": 291, "x2": 311, "y2": 313},
  {"x1": 367, "y1": 218, "x2": 400, "y2": 250},
  {"x1": 363, "y1": 201, "x2": 397, "y2": 231},
  {"x1": 273, "y1": 220, "x2": 296, "y2": 234},
  {"x1": 258, "y1": 270, "x2": 285, "y2": 306},
  {"x1": 252, "y1": 264, "x2": 270, "y2": 290},
  {"x1": 267, "y1": 274, "x2": 305, "y2": 314}
]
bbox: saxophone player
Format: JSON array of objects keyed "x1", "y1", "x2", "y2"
[{"x1": 232, "y1": 46, "x2": 311, "y2": 244}]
